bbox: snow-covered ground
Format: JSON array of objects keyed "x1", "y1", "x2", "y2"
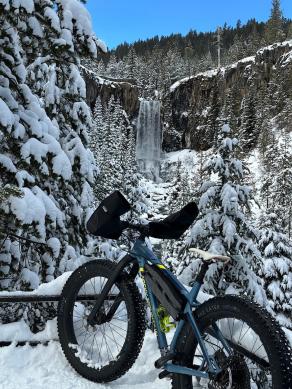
[
  {"x1": 0, "y1": 273, "x2": 170, "y2": 388},
  {"x1": 0, "y1": 260, "x2": 291, "y2": 388},
  {"x1": 0, "y1": 331, "x2": 171, "y2": 389}
]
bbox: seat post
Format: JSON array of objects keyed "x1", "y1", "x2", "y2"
[
  {"x1": 194, "y1": 261, "x2": 210, "y2": 285},
  {"x1": 188, "y1": 261, "x2": 211, "y2": 303}
]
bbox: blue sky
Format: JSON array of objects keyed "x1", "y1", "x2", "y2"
[{"x1": 86, "y1": 0, "x2": 292, "y2": 49}]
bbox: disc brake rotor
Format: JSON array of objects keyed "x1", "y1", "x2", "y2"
[{"x1": 208, "y1": 351, "x2": 251, "y2": 389}]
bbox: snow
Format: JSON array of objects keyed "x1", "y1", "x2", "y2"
[
  {"x1": 21, "y1": 136, "x2": 73, "y2": 181},
  {"x1": 0, "y1": 155, "x2": 16, "y2": 173},
  {"x1": 12, "y1": 0, "x2": 34, "y2": 13},
  {"x1": 47, "y1": 238, "x2": 61, "y2": 258},
  {"x1": 170, "y1": 76, "x2": 194, "y2": 92},
  {"x1": 61, "y1": 0, "x2": 93, "y2": 37},
  {"x1": 0, "y1": 319, "x2": 57, "y2": 343},
  {"x1": 64, "y1": 137, "x2": 94, "y2": 183},
  {"x1": 96, "y1": 38, "x2": 107, "y2": 53},
  {"x1": 28, "y1": 16, "x2": 43, "y2": 38},
  {"x1": 0, "y1": 267, "x2": 291, "y2": 387},
  {"x1": 0, "y1": 330, "x2": 171, "y2": 389},
  {"x1": 10, "y1": 188, "x2": 45, "y2": 235},
  {"x1": 21, "y1": 268, "x2": 40, "y2": 289},
  {"x1": 0, "y1": 272, "x2": 71, "y2": 298},
  {"x1": 170, "y1": 69, "x2": 219, "y2": 92},
  {"x1": 170, "y1": 40, "x2": 292, "y2": 94},
  {"x1": 44, "y1": 7, "x2": 61, "y2": 32},
  {"x1": 238, "y1": 55, "x2": 256, "y2": 64},
  {"x1": 21, "y1": 138, "x2": 49, "y2": 163},
  {"x1": 257, "y1": 39, "x2": 292, "y2": 55},
  {"x1": 0, "y1": 98, "x2": 15, "y2": 129},
  {"x1": 163, "y1": 149, "x2": 197, "y2": 164},
  {"x1": 15, "y1": 170, "x2": 35, "y2": 187}
]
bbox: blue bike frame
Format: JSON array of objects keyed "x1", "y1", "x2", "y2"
[{"x1": 130, "y1": 238, "x2": 232, "y2": 379}]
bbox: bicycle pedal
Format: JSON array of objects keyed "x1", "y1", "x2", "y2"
[
  {"x1": 154, "y1": 352, "x2": 176, "y2": 369},
  {"x1": 158, "y1": 370, "x2": 172, "y2": 380}
]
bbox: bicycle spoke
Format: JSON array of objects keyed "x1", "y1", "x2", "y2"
[{"x1": 70, "y1": 274, "x2": 129, "y2": 368}]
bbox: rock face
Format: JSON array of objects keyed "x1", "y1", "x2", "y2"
[
  {"x1": 163, "y1": 40, "x2": 292, "y2": 151},
  {"x1": 82, "y1": 67, "x2": 140, "y2": 118}
]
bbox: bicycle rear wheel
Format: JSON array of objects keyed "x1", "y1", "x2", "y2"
[
  {"x1": 57, "y1": 260, "x2": 146, "y2": 383},
  {"x1": 172, "y1": 295, "x2": 292, "y2": 389}
]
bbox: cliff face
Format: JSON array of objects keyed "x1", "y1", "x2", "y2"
[
  {"x1": 163, "y1": 40, "x2": 292, "y2": 151},
  {"x1": 82, "y1": 67, "x2": 140, "y2": 118}
]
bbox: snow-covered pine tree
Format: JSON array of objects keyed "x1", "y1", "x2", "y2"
[
  {"x1": 260, "y1": 130, "x2": 292, "y2": 236},
  {"x1": 106, "y1": 54, "x2": 119, "y2": 79},
  {"x1": 90, "y1": 96, "x2": 103, "y2": 169},
  {"x1": 258, "y1": 210, "x2": 292, "y2": 329},
  {"x1": 0, "y1": 0, "x2": 104, "y2": 330},
  {"x1": 124, "y1": 47, "x2": 139, "y2": 81},
  {"x1": 269, "y1": 131, "x2": 292, "y2": 237},
  {"x1": 121, "y1": 123, "x2": 148, "y2": 215},
  {"x1": 0, "y1": 8, "x2": 65, "y2": 328},
  {"x1": 179, "y1": 123, "x2": 266, "y2": 304},
  {"x1": 26, "y1": 0, "x2": 107, "y2": 263},
  {"x1": 94, "y1": 97, "x2": 124, "y2": 200},
  {"x1": 229, "y1": 33, "x2": 247, "y2": 62},
  {"x1": 162, "y1": 160, "x2": 193, "y2": 271},
  {"x1": 0, "y1": 11, "x2": 64, "y2": 291}
]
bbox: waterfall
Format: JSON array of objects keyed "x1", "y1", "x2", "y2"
[{"x1": 136, "y1": 100, "x2": 161, "y2": 180}]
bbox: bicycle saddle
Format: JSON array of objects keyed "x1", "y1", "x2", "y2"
[{"x1": 189, "y1": 248, "x2": 230, "y2": 263}]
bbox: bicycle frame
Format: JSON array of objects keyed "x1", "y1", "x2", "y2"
[{"x1": 88, "y1": 236, "x2": 232, "y2": 380}]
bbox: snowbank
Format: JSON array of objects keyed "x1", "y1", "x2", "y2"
[{"x1": 0, "y1": 272, "x2": 71, "y2": 297}]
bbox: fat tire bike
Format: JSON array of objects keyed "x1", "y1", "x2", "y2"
[{"x1": 57, "y1": 191, "x2": 292, "y2": 388}]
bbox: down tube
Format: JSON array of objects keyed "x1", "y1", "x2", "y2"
[{"x1": 144, "y1": 278, "x2": 168, "y2": 351}]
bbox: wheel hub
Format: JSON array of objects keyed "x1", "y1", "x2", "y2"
[
  {"x1": 208, "y1": 351, "x2": 251, "y2": 389},
  {"x1": 85, "y1": 306, "x2": 107, "y2": 326}
]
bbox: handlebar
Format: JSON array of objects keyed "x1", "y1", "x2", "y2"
[{"x1": 122, "y1": 221, "x2": 150, "y2": 236}]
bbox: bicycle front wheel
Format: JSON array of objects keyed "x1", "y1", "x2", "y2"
[
  {"x1": 57, "y1": 260, "x2": 146, "y2": 383},
  {"x1": 172, "y1": 295, "x2": 292, "y2": 389}
]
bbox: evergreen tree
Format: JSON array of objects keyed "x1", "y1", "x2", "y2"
[
  {"x1": 207, "y1": 83, "x2": 220, "y2": 146},
  {"x1": 179, "y1": 124, "x2": 266, "y2": 303},
  {"x1": 94, "y1": 97, "x2": 123, "y2": 199},
  {"x1": 124, "y1": 47, "x2": 139, "y2": 81},
  {"x1": 106, "y1": 54, "x2": 119, "y2": 78},
  {"x1": 229, "y1": 33, "x2": 247, "y2": 62},
  {"x1": 258, "y1": 210, "x2": 292, "y2": 328},
  {"x1": 270, "y1": 132, "x2": 292, "y2": 237},
  {"x1": 90, "y1": 96, "x2": 103, "y2": 169},
  {"x1": 222, "y1": 88, "x2": 238, "y2": 133},
  {"x1": 265, "y1": 0, "x2": 285, "y2": 44},
  {"x1": 239, "y1": 90, "x2": 258, "y2": 151},
  {"x1": 287, "y1": 23, "x2": 292, "y2": 39},
  {"x1": 0, "y1": 0, "x2": 103, "y2": 330}
]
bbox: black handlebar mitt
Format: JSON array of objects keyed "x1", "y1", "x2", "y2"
[
  {"x1": 86, "y1": 191, "x2": 131, "y2": 239},
  {"x1": 147, "y1": 201, "x2": 199, "y2": 239}
]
